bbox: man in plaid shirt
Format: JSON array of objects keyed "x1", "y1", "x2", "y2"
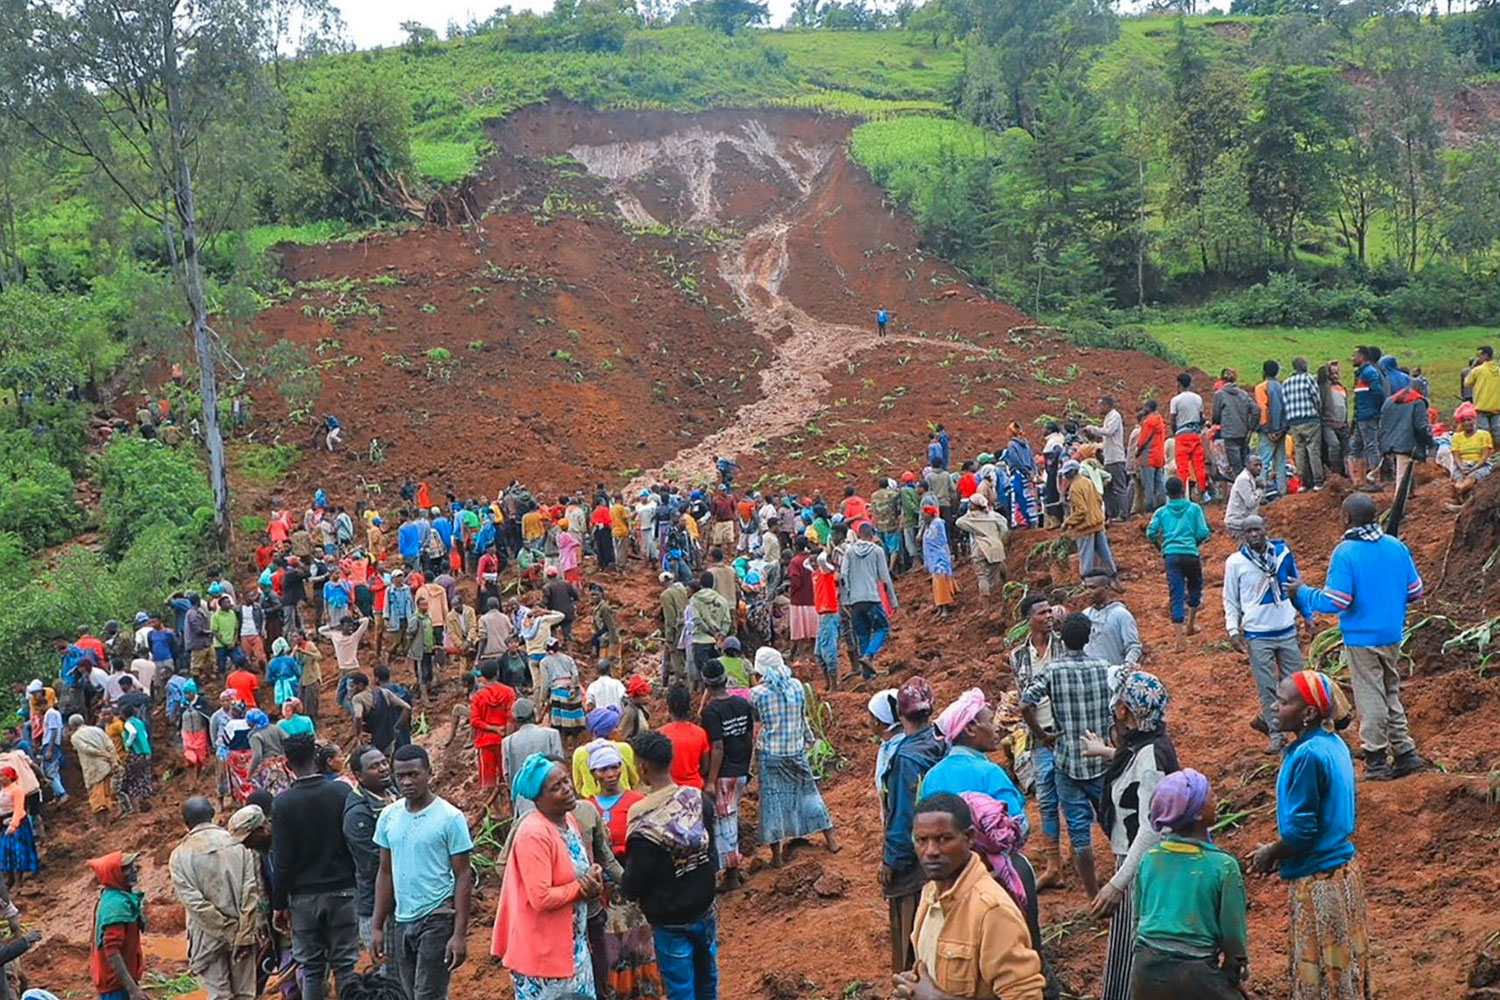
[
  {"x1": 1020, "y1": 612, "x2": 1113, "y2": 899},
  {"x1": 1283, "y1": 357, "x2": 1326, "y2": 491}
]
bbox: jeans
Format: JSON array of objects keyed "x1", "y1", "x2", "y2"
[
  {"x1": 848, "y1": 601, "x2": 889, "y2": 667},
  {"x1": 288, "y1": 889, "x2": 360, "y2": 1000},
  {"x1": 653, "y1": 909, "x2": 719, "y2": 1000},
  {"x1": 41, "y1": 744, "x2": 66, "y2": 799},
  {"x1": 1140, "y1": 465, "x2": 1165, "y2": 512},
  {"x1": 1163, "y1": 554, "x2": 1203, "y2": 624},
  {"x1": 1055, "y1": 771, "x2": 1105, "y2": 850},
  {"x1": 392, "y1": 909, "x2": 455, "y2": 1000},
  {"x1": 1257, "y1": 432, "x2": 1288, "y2": 495},
  {"x1": 1076, "y1": 530, "x2": 1116, "y2": 578},
  {"x1": 1033, "y1": 744, "x2": 1061, "y2": 841},
  {"x1": 814, "y1": 612, "x2": 840, "y2": 678},
  {"x1": 1322, "y1": 422, "x2": 1348, "y2": 475},
  {"x1": 214, "y1": 645, "x2": 247, "y2": 674},
  {"x1": 1289, "y1": 420, "x2": 1324, "y2": 486},
  {"x1": 1475, "y1": 411, "x2": 1500, "y2": 437},
  {"x1": 1248, "y1": 633, "x2": 1303, "y2": 738},
  {"x1": 1223, "y1": 437, "x2": 1249, "y2": 478},
  {"x1": 1352, "y1": 418, "x2": 1381, "y2": 470}
]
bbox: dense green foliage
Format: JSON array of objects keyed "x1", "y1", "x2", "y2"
[
  {"x1": 288, "y1": 66, "x2": 418, "y2": 222},
  {"x1": 97, "y1": 437, "x2": 215, "y2": 557}
]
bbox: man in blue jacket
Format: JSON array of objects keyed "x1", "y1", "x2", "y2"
[
  {"x1": 396, "y1": 512, "x2": 422, "y2": 570},
  {"x1": 1255, "y1": 360, "x2": 1288, "y2": 499},
  {"x1": 879, "y1": 676, "x2": 944, "y2": 975},
  {"x1": 1290, "y1": 493, "x2": 1424, "y2": 780}
]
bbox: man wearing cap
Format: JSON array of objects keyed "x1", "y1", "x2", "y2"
[
  {"x1": 499, "y1": 699, "x2": 562, "y2": 816},
  {"x1": 169, "y1": 796, "x2": 264, "y2": 1000},
  {"x1": 1060, "y1": 460, "x2": 1114, "y2": 579}
]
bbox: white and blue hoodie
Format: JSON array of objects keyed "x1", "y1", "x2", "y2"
[{"x1": 1223, "y1": 539, "x2": 1311, "y2": 640}]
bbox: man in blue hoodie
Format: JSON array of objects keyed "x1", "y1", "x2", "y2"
[
  {"x1": 1255, "y1": 360, "x2": 1288, "y2": 499},
  {"x1": 1290, "y1": 493, "x2": 1424, "y2": 780}
]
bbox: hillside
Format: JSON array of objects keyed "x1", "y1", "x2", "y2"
[{"x1": 17, "y1": 101, "x2": 1500, "y2": 1000}]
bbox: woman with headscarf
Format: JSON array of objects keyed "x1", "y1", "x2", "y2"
[
  {"x1": 920, "y1": 504, "x2": 957, "y2": 619},
  {"x1": 217, "y1": 701, "x2": 254, "y2": 802},
  {"x1": 1129, "y1": 768, "x2": 1247, "y2": 999},
  {"x1": 1005, "y1": 421, "x2": 1038, "y2": 526},
  {"x1": 0, "y1": 767, "x2": 36, "y2": 889},
  {"x1": 1079, "y1": 669, "x2": 1179, "y2": 1000},
  {"x1": 278, "y1": 697, "x2": 315, "y2": 738},
  {"x1": 492, "y1": 754, "x2": 603, "y2": 999},
  {"x1": 247, "y1": 709, "x2": 295, "y2": 796},
  {"x1": 867, "y1": 688, "x2": 904, "y2": 801},
  {"x1": 119, "y1": 703, "x2": 156, "y2": 810},
  {"x1": 179, "y1": 681, "x2": 213, "y2": 788},
  {"x1": 585, "y1": 741, "x2": 662, "y2": 1000},
  {"x1": 921, "y1": 688, "x2": 1028, "y2": 834},
  {"x1": 749, "y1": 647, "x2": 839, "y2": 867},
  {"x1": 1251, "y1": 671, "x2": 1366, "y2": 1000},
  {"x1": 540, "y1": 638, "x2": 585, "y2": 751},
  {"x1": 959, "y1": 789, "x2": 1047, "y2": 982},
  {"x1": 570, "y1": 705, "x2": 640, "y2": 798},
  {"x1": 264, "y1": 639, "x2": 302, "y2": 711},
  {"x1": 618, "y1": 675, "x2": 653, "y2": 743}
]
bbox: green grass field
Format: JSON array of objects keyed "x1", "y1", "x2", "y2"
[{"x1": 1144, "y1": 320, "x2": 1482, "y2": 408}]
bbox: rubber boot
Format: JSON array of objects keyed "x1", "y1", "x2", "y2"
[{"x1": 1033, "y1": 834, "x2": 1065, "y2": 891}]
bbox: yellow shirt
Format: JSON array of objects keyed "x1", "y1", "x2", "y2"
[
  {"x1": 521, "y1": 510, "x2": 546, "y2": 543},
  {"x1": 610, "y1": 504, "x2": 630, "y2": 539},
  {"x1": 1466, "y1": 361, "x2": 1500, "y2": 412},
  {"x1": 1453, "y1": 429, "x2": 1493, "y2": 465},
  {"x1": 684, "y1": 513, "x2": 700, "y2": 541},
  {"x1": 570, "y1": 741, "x2": 641, "y2": 798}
]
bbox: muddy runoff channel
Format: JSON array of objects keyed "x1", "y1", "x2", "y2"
[{"x1": 567, "y1": 120, "x2": 949, "y2": 486}]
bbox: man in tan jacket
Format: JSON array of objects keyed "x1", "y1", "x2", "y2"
[
  {"x1": 955, "y1": 494, "x2": 1010, "y2": 600},
  {"x1": 169, "y1": 796, "x2": 265, "y2": 1000},
  {"x1": 1060, "y1": 459, "x2": 1115, "y2": 579}
]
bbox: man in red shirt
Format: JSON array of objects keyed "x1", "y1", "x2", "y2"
[
  {"x1": 225, "y1": 665, "x2": 260, "y2": 710},
  {"x1": 89, "y1": 850, "x2": 147, "y2": 1000},
  {"x1": 1136, "y1": 399, "x2": 1169, "y2": 513},
  {"x1": 657, "y1": 682, "x2": 709, "y2": 789},
  {"x1": 470, "y1": 660, "x2": 516, "y2": 809}
]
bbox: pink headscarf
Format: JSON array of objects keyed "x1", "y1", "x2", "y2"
[
  {"x1": 935, "y1": 688, "x2": 987, "y2": 744},
  {"x1": 959, "y1": 792, "x2": 1028, "y2": 907}
]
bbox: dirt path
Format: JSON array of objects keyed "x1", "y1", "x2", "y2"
[{"x1": 569, "y1": 124, "x2": 988, "y2": 488}]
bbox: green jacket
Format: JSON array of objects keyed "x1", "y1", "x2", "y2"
[
  {"x1": 689, "y1": 588, "x2": 733, "y2": 644},
  {"x1": 1146, "y1": 498, "x2": 1211, "y2": 557},
  {"x1": 900, "y1": 486, "x2": 921, "y2": 529},
  {"x1": 210, "y1": 609, "x2": 240, "y2": 649}
]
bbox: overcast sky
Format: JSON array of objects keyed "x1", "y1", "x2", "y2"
[{"x1": 339, "y1": 0, "x2": 803, "y2": 47}]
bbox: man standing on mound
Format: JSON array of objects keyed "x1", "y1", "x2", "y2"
[{"x1": 1290, "y1": 493, "x2": 1425, "y2": 781}]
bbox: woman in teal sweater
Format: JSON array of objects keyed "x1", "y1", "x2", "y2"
[{"x1": 1130, "y1": 768, "x2": 1248, "y2": 999}]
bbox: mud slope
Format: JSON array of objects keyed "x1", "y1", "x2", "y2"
[{"x1": 486, "y1": 105, "x2": 1191, "y2": 491}]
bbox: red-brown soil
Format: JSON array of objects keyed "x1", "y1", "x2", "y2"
[{"x1": 19, "y1": 106, "x2": 1500, "y2": 1000}]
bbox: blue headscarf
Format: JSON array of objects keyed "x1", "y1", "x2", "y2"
[{"x1": 511, "y1": 752, "x2": 557, "y2": 802}]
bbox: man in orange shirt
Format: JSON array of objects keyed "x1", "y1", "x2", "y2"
[
  {"x1": 1135, "y1": 399, "x2": 1168, "y2": 513},
  {"x1": 470, "y1": 660, "x2": 516, "y2": 810}
]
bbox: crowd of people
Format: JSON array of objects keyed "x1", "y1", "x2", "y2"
[{"x1": 2, "y1": 342, "x2": 1461, "y2": 1000}]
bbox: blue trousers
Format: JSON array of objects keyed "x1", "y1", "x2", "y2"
[
  {"x1": 1034, "y1": 744, "x2": 1061, "y2": 841},
  {"x1": 1163, "y1": 554, "x2": 1203, "y2": 624},
  {"x1": 654, "y1": 910, "x2": 719, "y2": 1000},
  {"x1": 848, "y1": 601, "x2": 889, "y2": 668},
  {"x1": 1076, "y1": 530, "x2": 1116, "y2": 578},
  {"x1": 814, "y1": 613, "x2": 840, "y2": 678},
  {"x1": 1257, "y1": 432, "x2": 1288, "y2": 495}
]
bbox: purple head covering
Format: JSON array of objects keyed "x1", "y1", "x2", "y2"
[
  {"x1": 897, "y1": 676, "x2": 935, "y2": 719},
  {"x1": 959, "y1": 792, "x2": 1028, "y2": 908},
  {"x1": 1149, "y1": 768, "x2": 1211, "y2": 833},
  {"x1": 585, "y1": 705, "x2": 622, "y2": 738}
]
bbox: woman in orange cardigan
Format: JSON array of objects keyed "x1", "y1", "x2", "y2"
[{"x1": 492, "y1": 754, "x2": 604, "y2": 999}]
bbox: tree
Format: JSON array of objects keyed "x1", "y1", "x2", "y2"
[
  {"x1": 679, "y1": 0, "x2": 768, "y2": 33},
  {"x1": 0, "y1": 0, "x2": 296, "y2": 550},
  {"x1": 287, "y1": 67, "x2": 417, "y2": 222},
  {"x1": 0, "y1": 284, "x2": 81, "y2": 426},
  {"x1": 1244, "y1": 65, "x2": 1345, "y2": 263},
  {"x1": 958, "y1": 0, "x2": 1116, "y2": 134}
]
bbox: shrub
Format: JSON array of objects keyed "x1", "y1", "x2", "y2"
[
  {"x1": 96, "y1": 437, "x2": 214, "y2": 557},
  {"x1": 287, "y1": 67, "x2": 416, "y2": 224},
  {"x1": 0, "y1": 431, "x2": 81, "y2": 553}
]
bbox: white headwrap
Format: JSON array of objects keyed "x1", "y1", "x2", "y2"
[{"x1": 586, "y1": 739, "x2": 623, "y2": 772}]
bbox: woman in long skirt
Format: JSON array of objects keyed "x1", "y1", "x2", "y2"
[
  {"x1": 749, "y1": 648, "x2": 839, "y2": 867},
  {"x1": 1081, "y1": 670, "x2": 1178, "y2": 1000},
  {"x1": 120, "y1": 706, "x2": 156, "y2": 809},
  {"x1": 921, "y1": 506, "x2": 957, "y2": 619},
  {"x1": 0, "y1": 768, "x2": 37, "y2": 890},
  {"x1": 587, "y1": 743, "x2": 662, "y2": 999}
]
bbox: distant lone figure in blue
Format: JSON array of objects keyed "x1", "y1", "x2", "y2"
[{"x1": 877, "y1": 306, "x2": 889, "y2": 338}]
